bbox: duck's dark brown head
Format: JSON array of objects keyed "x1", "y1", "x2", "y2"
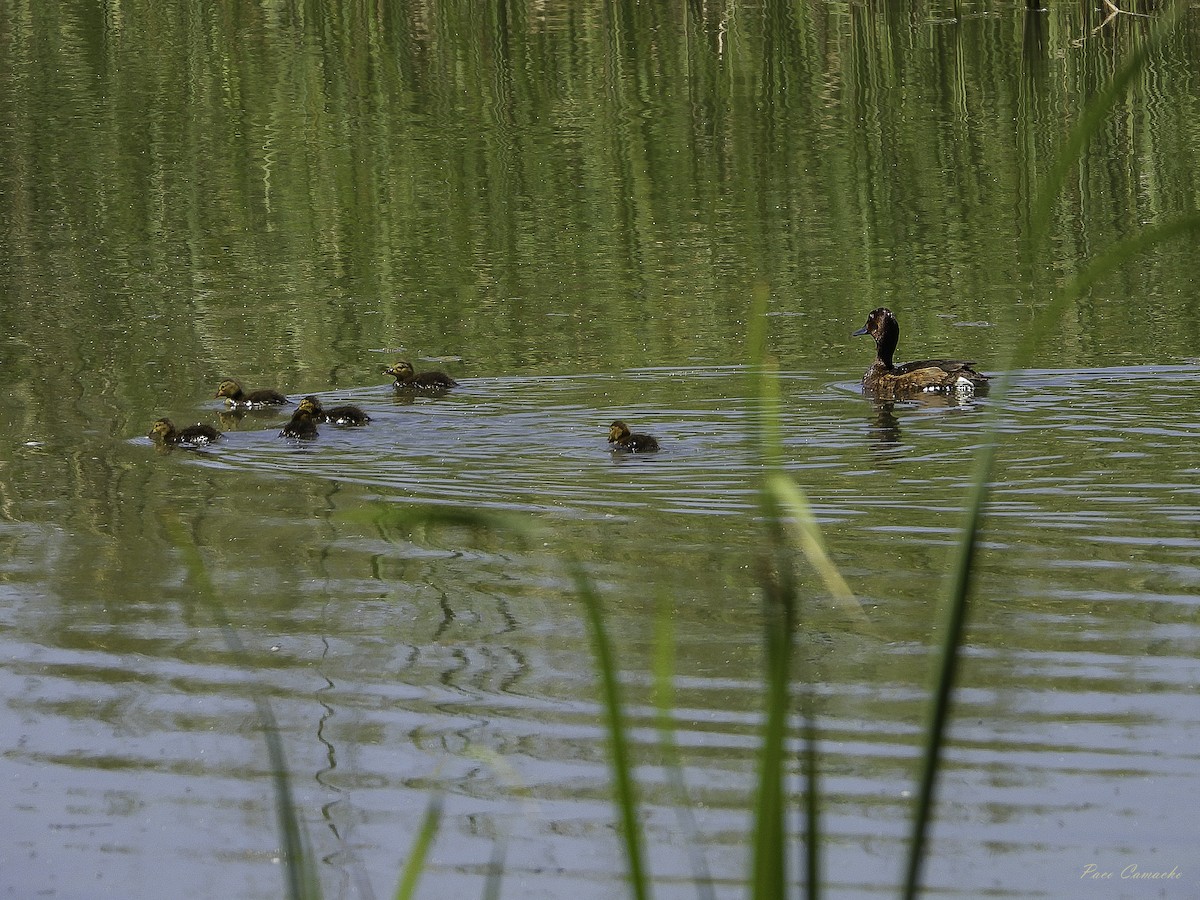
[
  {"x1": 608, "y1": 420, "x2": 631, "y2": 443},
  {"x1": 853, "y1": 308, "x2": 900, "y2": 366},
  {"x1": 852, "y1": 308, "x2": 896, "y2": 340}
]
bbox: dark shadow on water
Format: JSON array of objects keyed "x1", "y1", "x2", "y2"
[
  {"x1": 864, "y1": 391, "x2": 987, "y2": 462},
  {"x1": 868, "y1": 400, "x2": 902, "y2": 451}
]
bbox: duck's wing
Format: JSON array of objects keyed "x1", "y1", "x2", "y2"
[
  {"x1": 893, "y1": 359, "x2": 989, "y2": 392},
  {"x1": 899, "y1": 358, "x2": 986, "y2": 377},
  {"x1": 895, "y1": 358, "x2": 969, "y2": 374}
]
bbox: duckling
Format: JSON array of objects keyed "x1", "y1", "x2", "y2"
[
  {"x1": 148, "y1": 418, "x2": 222, "y2": 445},
  {"x1": 214, "y1": 378, "x2": 291, "y2": 408},
  {"x1": 299, "y1": 395, "x2": 371, "y2": 426},
  {"x1": 279, "y1": 407, "x2": 319, "y2": 439},
  {"x1": 608, "y1": 420, "x2": 660, "y2": 452},
  {"x1": 853, "y1": 307, "x2": 989, "y2": 399},
  {"x1": 383, "y1": 360, "x2": 458, "y2": 392}
]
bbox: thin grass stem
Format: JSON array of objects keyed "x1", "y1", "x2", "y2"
[
  {"x1": 902, "y1": 13, "x2": 1189, "y2": 897},
  {"x1": 570, "y1": 559, "x2": 651, "y2": 900},
  {"x1": 394, "y1": 792, "x2": 444, "y2": 900},
  {"x1": 160, "y1": 512, "x2": 321, "y2": 900}
]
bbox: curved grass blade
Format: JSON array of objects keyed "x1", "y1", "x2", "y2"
[
  {"x1": 160, "y1": 511, "x2": 321, "y2": 900},
  {"x1": 569, "y1": 558, "x2": 650, "y2": 900},
  {"x1": 899, "y1": 433, "x2": 997, "y2": 900},
  {"x1": 747, "y1": 283, "x2": 825, "y2": 899},
  {"x1": 745, "y1": 286, "x2": 790, "y2": 899},
  {"x1": 256, "y1": 693, "x2": 322, "y2": 900},
  {"x1": 393, "y1": 791, "x2": 444, "y2": 900},
  {"x1": 461, "y1": 747, "x2": 530, "y2": 900},
  {"x1": 758, "y1": 374, "x2": 825, "y2": 900},
  {"x1": 1059, "y1": 215, "x2": 1200, "y2": 309},
  {"x1": 797, "y1": 706, "x2": 820, "y2": 900},
  {"x1": 482, "y1": 834, "x2": 507, "y2": 900},
  {"x1": 902, "y1": 15, "x2": 1190, "y2": 899},
  {"x1": 900, "y1": 206, "x2": 1200, "y2": 895},
  {"x1": 766, "y1": 473, "x2": 870, "y2": 630}
]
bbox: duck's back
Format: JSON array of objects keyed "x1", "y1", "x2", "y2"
[
  {"x1": 412, "y1": 371, "x2": 457, "y2": 389},
  {"x1": 866, "y1": 358, "x2": 988, "y2": 396}
]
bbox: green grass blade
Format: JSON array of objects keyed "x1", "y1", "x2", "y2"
[
  {"x1": 750, "y1": 553, "x2": 793, "y2": 900},
  {"x1": 462, "y1": 748, "x2": 525, "y2": 900},
  {"x1": 256, "y1": 691, "x2": 321, "y2": 900},
  {"x1": 748, "y1": 312, "x2": 799, "y2": 900},
  {"x1": 903, "y1": 16, "x2": 1190, "y2": 898},
  {"x1": 766, "y1": 473, "x2": 870, "y2": 630},
  {"x1": 160, "y1": 512, "x2": 321, "y2": 900},
  {"x1": 394, "y1": 792, "x2": 445, "y2": 900},
  {"x1": 798, "y1": 701, "x2": 820, "y2": 900},
  {"x1": 745, "y1": 282, "x2": 777, "y2": 467},
  {"x1": 652, "y1": 592, "x2": 717, "y2": 900},
  {"x1": 1007, "y1": 213, "x2": 1200, "y2": 380},
  {"x1": 481, "y1": 835, "x2": 507, "y2": 900},
  {"x1": 900, "y1": 432, "x2": 997, "y2": 900},
  {"x1": 747, "y1": 283, "x2": 829, "y2": 900},
  {"x1": 1059, "y1": 215, "x2": 1200, "y2": 309},
  {"x1": 569, "y1": 559, "x2": 651, "y2": 900}
]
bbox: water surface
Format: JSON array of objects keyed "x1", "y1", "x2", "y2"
[{"x1": 2, "y1": 2, "x2": 1199, "y2": 898}]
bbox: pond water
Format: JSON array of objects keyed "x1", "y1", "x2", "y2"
[{"x1": 2, "y1": 2, "x2": 1199, "y2": 898}]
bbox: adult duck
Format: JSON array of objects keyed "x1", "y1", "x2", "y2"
[
  {"x1": 214, "y1": 378, "x2": 291, "y2": 408},
  {"x1": 852, "y1": 308, "x2": 988, "y2": 398},
  {"x1": 608, "y1": 420, "x2": 660, "y2": 453},
  {"x1": 298, "y1": 396, "x2": 370, "y2": 426},
  {"x1": 148, "y1": 418, "x2": 222, "y2": 445},
  {"x1": 383, "y1": 360, "x2": 457, "y2": 392}
]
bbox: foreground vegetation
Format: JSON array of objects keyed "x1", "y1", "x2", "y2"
[{"x1": 157, "y1": 8, "x2": 1200, "y2": 900}]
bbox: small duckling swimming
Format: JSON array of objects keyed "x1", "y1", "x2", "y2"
[
  {"x1": 279, "y1": 407, "x2": 319, "y2": 439},
  {"x1": 608, "y1": 420, "x2": 660, "y2": 453},
  {"x1": 299, "y1": 396, "x2": 370, "y2": 426},
  {"x1": 383, "y1": 360, "x2": 458, "y2": 392},
  {"x1": 852, "y1": 307, "x2": 989, "y2": 399},
  {"x1": 148, "y1": 418, "x2": 222, "y2": 445},
  {"x1": 215, "y1": 378, "x2": 291, "y2": 408}
]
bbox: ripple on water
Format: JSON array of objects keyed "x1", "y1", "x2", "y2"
[
  {"x1": 137, "y1": 366, "x2": 1200, "y2": 537},
  {"x1": 22, "y1": 363, "x2": 1200, "y2": 899}
]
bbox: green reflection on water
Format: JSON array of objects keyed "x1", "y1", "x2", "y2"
[{"x1": 2, "y1": 2, "x2": 1199, "y2": 898}]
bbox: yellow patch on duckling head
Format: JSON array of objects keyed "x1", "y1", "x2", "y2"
[
  {"x1": 385, "y1": 361, "x2": 415, "y2": 379},
  {"x1": 148, "y1": 418, "x2": 174, "y2": 441},
  {"x1": 608, "y1": 421, "x2": 630, "y2": 443},
  {"x1": 298, "y1": 396, "x2": 321, "y2": 415},
  {"x1": 214, "y1": 379, "x2": 242, "y2": 400}
]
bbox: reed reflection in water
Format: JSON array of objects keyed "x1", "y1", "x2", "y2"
[{"x1": 3, "y1": 0, "x2": 1200, "y2": 894}]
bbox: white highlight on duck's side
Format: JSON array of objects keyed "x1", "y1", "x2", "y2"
[{"x1": 924, "y1": 377, "x2": 976, "y2": 396}]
